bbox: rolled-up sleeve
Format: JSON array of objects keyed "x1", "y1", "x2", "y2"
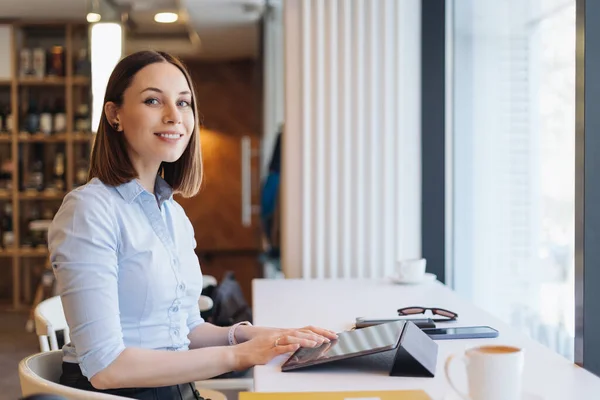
[
  {"x1": 187, "y1": 301, "x2": 204, "y2": 332},
  {"x1": 48, "y1": 189, "x2": 125, "y2": 379}
]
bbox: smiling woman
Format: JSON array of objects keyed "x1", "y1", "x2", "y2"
[{"x1": 47, "y1": 50, "x2": 338, "y2": 400}]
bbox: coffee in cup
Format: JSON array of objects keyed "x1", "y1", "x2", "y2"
[{"x1": 445, "y1": 345, "x2": 525, "y2": 400}]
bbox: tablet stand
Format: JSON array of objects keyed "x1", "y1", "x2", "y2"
[
  {"x1": 343, "y1": 321, "x2": 438, "y2": 377},
  {"x1": 388, "y1": 320, "x2": 438, "y2": 377},
  {"x1": 287, "y1": 321, "x2": 438, "y2": 377}
]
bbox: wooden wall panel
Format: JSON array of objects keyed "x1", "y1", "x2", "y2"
[{"x1": 176, "y1": 59, "x2": 265, "y2": 306}]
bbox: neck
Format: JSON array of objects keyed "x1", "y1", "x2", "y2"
[
  {"x1": 129, "y1": 152, "x2": 161, "y2": 194},
  {"x1": 137, "y1": 171, "x2": 157, "y2": 194}
]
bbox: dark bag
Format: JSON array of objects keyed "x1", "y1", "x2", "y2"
[
  {"x1": 201, "y1": 271, "x2": 253, "y2": 379},
  {"x1": 203, "y1": 271, "x2": 252, "y2": 326}
]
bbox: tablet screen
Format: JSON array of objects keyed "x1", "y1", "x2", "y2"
[{"x1": 281, "y1": 320, "x2": 406, "y2": 371}]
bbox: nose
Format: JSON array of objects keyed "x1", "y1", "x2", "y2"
[{"x1": 162, "y1": 103, "x2": 182, "y2": 125}]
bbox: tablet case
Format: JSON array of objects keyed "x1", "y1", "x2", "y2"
[
  {"x1": 240, "y1": 390, "x2": 432, "y2": 400},
  {"x1": 282, "y1": 321, "x2": 438, "y2": 378}
]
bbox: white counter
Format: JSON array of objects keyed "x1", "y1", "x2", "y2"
[{"x1": 252, "y1": 278, "x2": 600, "y2": 400}]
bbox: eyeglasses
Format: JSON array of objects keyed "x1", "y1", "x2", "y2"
[{"x1": 397, "y1": 306, "x2": 458, "y2": 322}]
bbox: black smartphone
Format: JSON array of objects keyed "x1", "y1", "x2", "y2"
[
  {"x1": 422, "y1": 326, "x2": 499, "y2": 340},
  {"x1": 355, "y1": 317, "x2": 436, "y2": 329}
]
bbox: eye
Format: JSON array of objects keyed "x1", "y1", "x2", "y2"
[
  {"x1": 177, "y1": 100, "x2": 191, "y2": 107},
  {"x1": 144, "y1": 98, "x2": 160, "y2": 105}
]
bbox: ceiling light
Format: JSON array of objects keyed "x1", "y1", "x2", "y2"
[
  {"x1": 154, "y1": 12, "x2": 178, "y2": 23},
  {"x1": 86, "y1": 0, "x2": 102, "y2": 23},
  {"x1": 87, "y1": 13, "x2": 101, "y2": 23}
]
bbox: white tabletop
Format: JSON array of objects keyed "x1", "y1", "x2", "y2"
[{"x1": 251, "y1": 278, "x2": 600, "y2": 400}]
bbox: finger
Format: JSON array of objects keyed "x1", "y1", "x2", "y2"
[
  {"x1": 281, "y1": 334, "x2": 320, "y2": 348},
  {"x1": 274, "y1": 343, "x2": 300, "y2": 356},
  {"x1": 302, "y1": 326, "x2": 339, "y2": 340},
  {"x1": 288, "y1": 330, "x2": 330, "y2": 345}
]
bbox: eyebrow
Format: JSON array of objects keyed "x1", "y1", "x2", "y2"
[{"x1": 140, "y1": 87, "x2": 191, "y2": 95}]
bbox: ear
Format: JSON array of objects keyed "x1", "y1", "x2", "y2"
[{"x1": 104, "y1": 102, "x2": 121, "y2": 131}]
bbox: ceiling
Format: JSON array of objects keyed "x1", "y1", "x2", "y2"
[{"x1": 0, "y1": 0, "x2": 266, "y2": 60}]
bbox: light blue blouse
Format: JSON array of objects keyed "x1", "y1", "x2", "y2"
[{"x1": 48, "y1": 176, "x2": 205, "y2": 379}]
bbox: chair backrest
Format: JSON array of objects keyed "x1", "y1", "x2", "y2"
[
  {"x1": 18, "y1": 351, "x2": 126, "y2": 399},
  {"x1": 199, "y1": 295, "x2": 214, "y2": 312},
  {"x1": 35, "y1": 296, "x2": 70, "y2": 352}
]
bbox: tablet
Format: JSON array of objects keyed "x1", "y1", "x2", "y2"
[{"x1": 281, "y1": 320, "x2": 406, "y2": 372}]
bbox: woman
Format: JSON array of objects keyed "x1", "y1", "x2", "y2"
[{"x1": 48, "y1": 50, "x2": 337, "y2": 399}]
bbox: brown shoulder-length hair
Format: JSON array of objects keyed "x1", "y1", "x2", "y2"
[{"x1": 88, "y1": 50, "x2": 202, "y2": 198}]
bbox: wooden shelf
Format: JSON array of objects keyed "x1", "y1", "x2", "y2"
[
  {"x1": 19, "y1": 132, "x2": 67, "y2": 142},
  {"x1": 0, "y1": 247, "x2": 49, "y2": 257},
  {"x1": 17, "y1": 132, "x2": 94, "y2": 142},
  {"x1": 0, "y1": 249, "x2": 16, "y2": 257},
  {"x1": 72, "y1": 132, "x2": 95, "y2": 142},
  {"x1": 18, "y1": 76, "x2": 67, "y2": 86},
  {"x1": 72, "y1": 76, "x2": 91, "y2": 85},
  {"x1": 19, "y1": 247, "x2": 49, "y2": 257},
  {"x1": 19, "y1": 190, "x2": 66, "y2": 200},
  {"x1": 4, "y1": 21, "x2": 92, "y2": 310}
]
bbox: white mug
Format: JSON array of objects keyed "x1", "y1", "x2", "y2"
[
  {"x1": 445, "y1": 345, "x2": 525, "y2": 400},
  {"x1": 395, "y1": 258, "x2": 426, "y2": 282}
]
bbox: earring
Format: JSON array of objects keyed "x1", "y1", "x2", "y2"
[{"x1": 113, "y1": 122, "x2": 120, "y2": 131}]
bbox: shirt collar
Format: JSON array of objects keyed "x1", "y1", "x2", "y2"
[{"x1": 115, "y1": 175, "x2": 173, "y2": 206}]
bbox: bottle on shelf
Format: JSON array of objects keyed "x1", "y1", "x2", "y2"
[
  {"x1": 53, "y1": 98, "x2": 66, "y2": 134},
  {"x1": 24, "y1": 144, "x2": 45, "y2": 193},
  {"x1": 74, "y1": 104, "x2": 91, "y2": 133},
  {"x1": 75, "y1": 157, "x2": 88, "y2": 188},
  {"x1": 5, "y1": 104, "x2": 13, "y2": 133},
  {"x1": 1, "y1": 202, "x2": 14, "y2": 249},
  {"x1": 52, "y1": 152, "x2": 65, "y2": 192},
  {"x1": 74, "y1": 48, "x2": 91, "y2": 77},
  {"x1": 47, "y1": 46, "x2": 65, "y2": 77},
  {"x1": 24, "y1": 99, "x2": 40, "y2": 134},
  {"x1": 21, "y1": 203, "x2": 40, "y2": 249},
  {"x1": 0, "y1": 158, "x2": 12, "y2": 194},
  {"x1": 32, "y1": 47, "x2": 46, "y2": 79},
  {"x1": 0, "y1": 102, "x2": 6, "y2": 133},
  {"x1": 39, "y1": 99, "x2": 53, "y2": 135},
  {"x1": 19, "y1": 48, "x2": 33, "y2": 77}
]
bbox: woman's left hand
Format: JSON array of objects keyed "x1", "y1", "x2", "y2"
[{"x1": 237, "y1": 325, "x2": 338, "y2": 348}]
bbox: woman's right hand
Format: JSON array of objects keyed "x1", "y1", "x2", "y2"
[{"x1": 231, "y1": 334, "x2": 300, "y2": 371}]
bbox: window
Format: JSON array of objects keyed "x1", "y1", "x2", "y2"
[{"x1": 450, "y1": 0, "x2": 575, "y2": 359}]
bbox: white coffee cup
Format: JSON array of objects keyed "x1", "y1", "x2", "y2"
[
  {"x1": 395, "y1": 258, "x2": 426, "y2": 282},
  {"x1": 445, "y1": 345, "x2": 525, "y2": 400}
]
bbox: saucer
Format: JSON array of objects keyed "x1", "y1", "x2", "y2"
[
  {"x1": 443, "y1": 391, "x2": 544, "y2": 400},
  {"x1": 389, "y1": 272, "x2": 437, "y2": 285}
]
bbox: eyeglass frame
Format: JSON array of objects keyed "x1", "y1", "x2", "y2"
[{"x1": 397, "y1": 306, "x2": 459, "y2": 322}]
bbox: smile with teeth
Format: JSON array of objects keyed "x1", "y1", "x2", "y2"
[{"x1": 155, "y1": 133, "x2": 183, "y2": 139}]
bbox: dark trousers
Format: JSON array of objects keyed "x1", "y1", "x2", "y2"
[{"x1": 60, "y1": 362, "x2": 206, "y2": 400}]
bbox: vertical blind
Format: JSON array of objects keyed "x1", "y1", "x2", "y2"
[{"x1": 283, "y1": 0, "x2": 422, "y2": 279}]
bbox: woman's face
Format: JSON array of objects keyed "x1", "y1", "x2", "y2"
[{"x1": 111, "y1": 62, "x2": 195, "y2": 168}]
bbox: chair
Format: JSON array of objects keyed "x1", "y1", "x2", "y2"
[
  {"x1": 19, "y1": 351, "x2": 228, "y2": 400},
  {"x1": 199, "y1": 295, "x2": 214, "y2": 312},
  {"x1": 35, "y1": 296, "x2": 69, "y2": 352}
]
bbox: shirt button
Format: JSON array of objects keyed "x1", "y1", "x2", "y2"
[
  {"x1": 178, "y1": 283, "x2": 185, "y2": 291},
  {"x1": 173, "y1": 329, "x2": 179, "y2": 336},
  {"x1": 172, "y1": 306, "x2": 179, "y2": 313}
]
